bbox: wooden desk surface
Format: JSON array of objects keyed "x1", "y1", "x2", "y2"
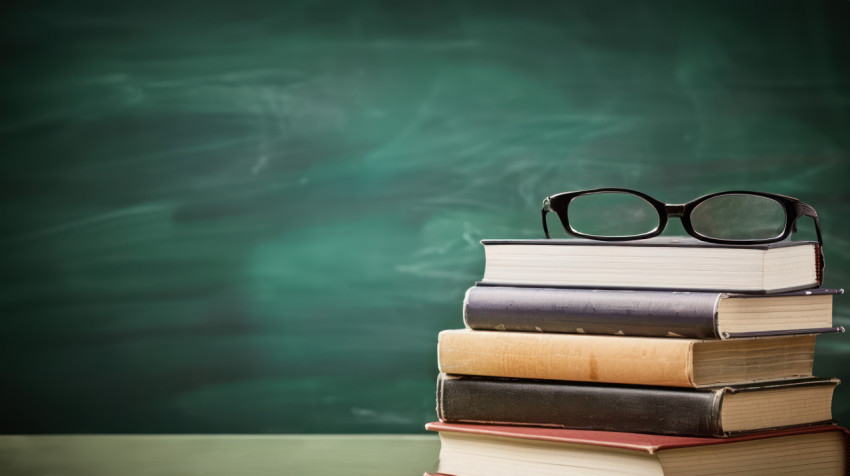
[{"x1": 0, "y1": 435, "x2": 440, "y2": 476}]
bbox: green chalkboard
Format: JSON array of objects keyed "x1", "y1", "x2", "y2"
[{"x1": 2, "y1": 0, "x2": 850, "y2": 433}]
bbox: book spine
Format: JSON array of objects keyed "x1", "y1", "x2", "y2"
[
  {"x1": 437, "y1": 374, "x2": 724, "y2": 437},
  {"x1": 463, "y1": 286, "x2": 720, "y2": 339},
  {"x1": 438, "y1": 329, "x2": 696, "y2": 387}
]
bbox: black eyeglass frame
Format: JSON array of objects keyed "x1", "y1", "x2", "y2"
[{"x1": 541, "y1": 188, "x2": 823, "y2": 245}]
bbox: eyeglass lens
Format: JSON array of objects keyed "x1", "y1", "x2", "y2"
[
  {"x1": 690, "y1": 194, "x2": 786, "y2": 240},
  {"x1": 567, "y1": 192, "x2": 659, "y2": 237}
]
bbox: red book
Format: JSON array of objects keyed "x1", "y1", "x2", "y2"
[{"x1": 426, "y1": 422, "x2": 849, "y2": 475}]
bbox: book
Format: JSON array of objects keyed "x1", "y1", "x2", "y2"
[
  {"x1": 463, "y1": 286, "x2": 844, "y2": 339},
  {"x1": 436, "y1": 374, "x2": 839, "y2": 437},
  {"x1": 437, "y1": 329, "x2": 817, "y2": 387},
  {"x1": 426, "y1": 422, "x2": 849, "y2": 476},
  {"x1": 478, "y1": 237, "x2": 822, "y2": 293}
]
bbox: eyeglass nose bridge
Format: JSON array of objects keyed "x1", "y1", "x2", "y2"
[{"x1": 664, "y1": 204, "x2": 686, "y2": 217}]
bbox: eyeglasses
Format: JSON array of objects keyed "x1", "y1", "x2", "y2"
[{"x1": 541, "y1": 188, "x2": 823, "y2": 245}]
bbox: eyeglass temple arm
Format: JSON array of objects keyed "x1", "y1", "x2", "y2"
[
  {"x1": 794, "y1": 202, "x2": 823, "y2": 245},
  {"x1": 812, "y1": 216, "x2": 823, "y2": 246},
  {"x1": 542, "y1": 198, "x2": 552, "y2": 239}
]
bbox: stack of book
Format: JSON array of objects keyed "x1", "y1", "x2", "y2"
[{"x1": 426, "y1": 238, "x2": 848, "y2": 476}]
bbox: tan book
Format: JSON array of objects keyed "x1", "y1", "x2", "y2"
[{"x1": 438, "y1": 329, "x2": 817, "y2": 388}]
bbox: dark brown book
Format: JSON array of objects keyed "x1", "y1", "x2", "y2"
[
  {"x1": 464, "y1": 286, "x2": 843, "y2": 339},
  {"x1": 436, "y1": 374, "x2": 839, "y2": 437}
]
